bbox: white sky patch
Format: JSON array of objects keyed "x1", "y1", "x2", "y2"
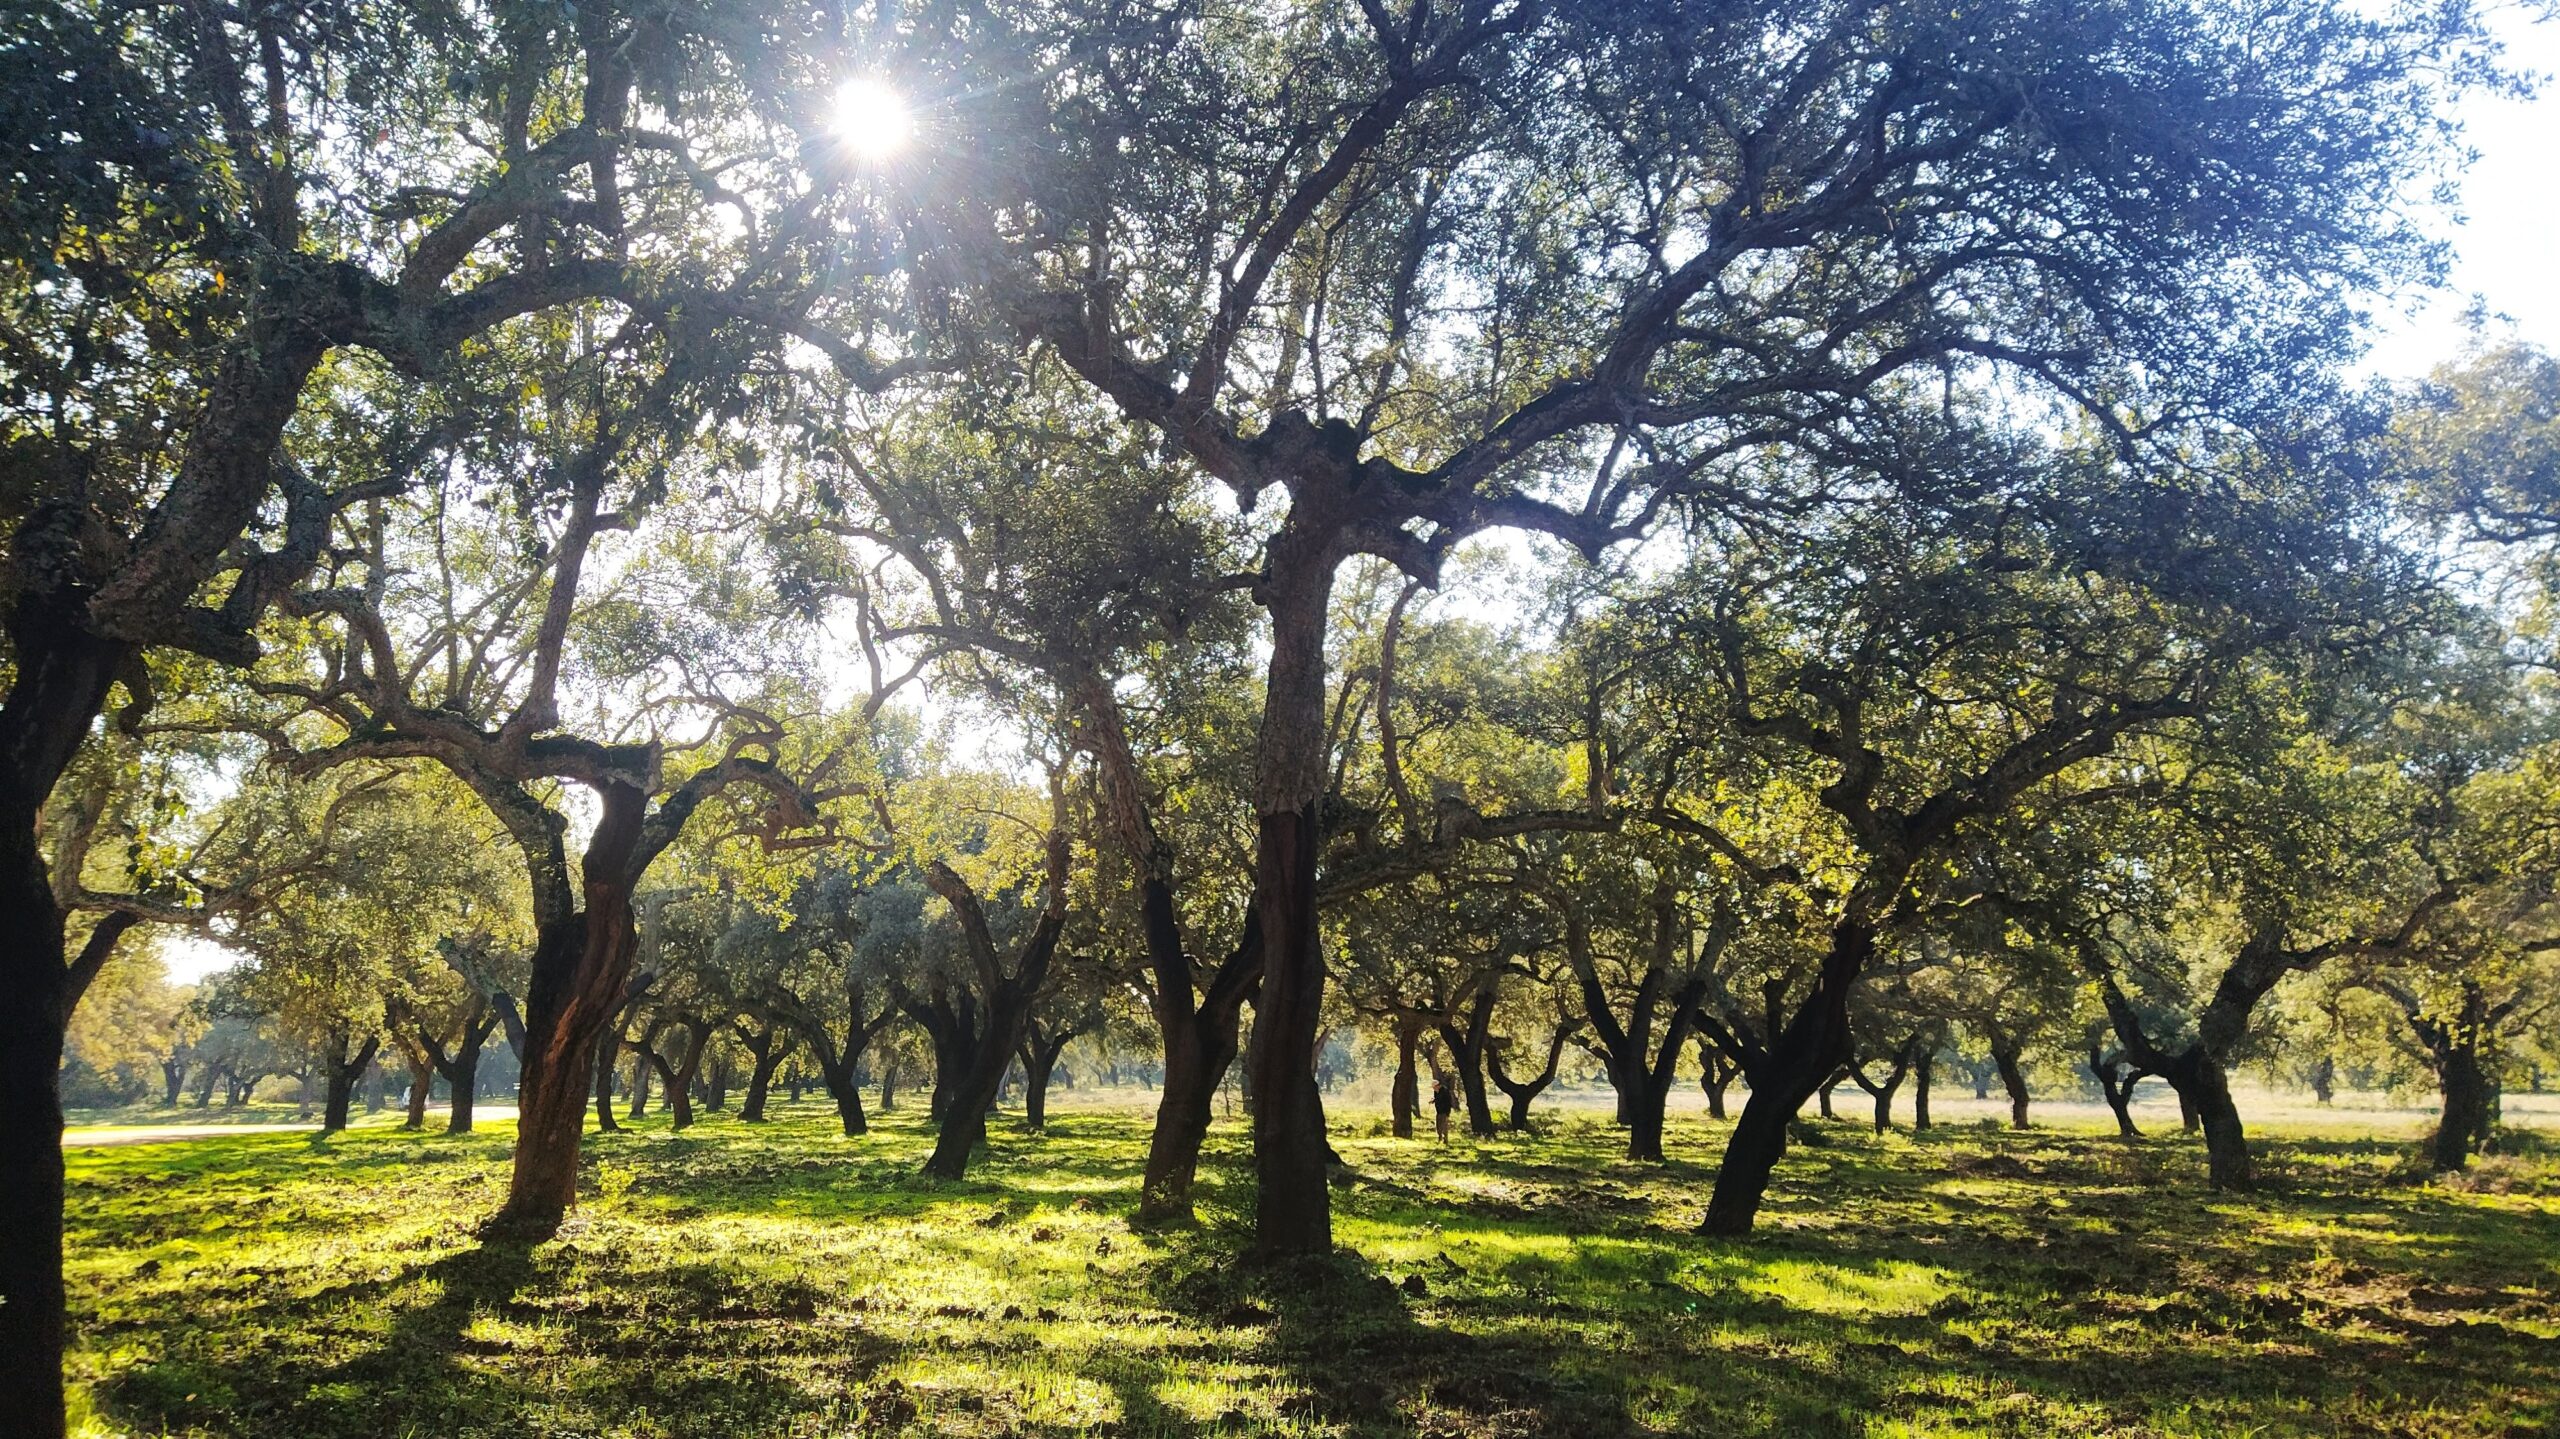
[{"x1": 2364, "y1": 7, "x2": 2560, "y2": 376}]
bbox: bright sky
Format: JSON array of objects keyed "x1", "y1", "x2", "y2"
[
  {"x1": 2364, "y1": 6, "x2": 2560, "y2": 376},
  {"x1": 154, "y1": 12, "x2": 2560, "y2": 986}
]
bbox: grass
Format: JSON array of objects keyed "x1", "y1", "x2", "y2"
[{"x1": 61, "y1": 1096, "x2": 2560, "y2": 1438}]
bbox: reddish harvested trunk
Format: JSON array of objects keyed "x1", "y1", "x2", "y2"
[{"x1": 493, "y1": 782, "x2": 647, "y2": 1233}]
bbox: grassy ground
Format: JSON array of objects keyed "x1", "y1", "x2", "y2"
[{"x1": 62, "y1": 1098, "x2": 2560, "y2": 1438}]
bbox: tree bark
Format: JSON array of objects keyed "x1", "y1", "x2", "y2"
[
  {"x1": 2090, "y1": 1047, "x2": 2145, "y2": 1138},
  {"x1": 1136, "y1": 892, "x2": 1256, "y2": 1223},
  {"x1": 402, "y1": 1048, "x2": 433, "y2": 1131},
  {"x1": 737, "y1": 1021, "x2": 784, "y2": 1122},
  {"x1": 319, "y1": 1030, "x2": 380, "y2": 1135},
  {"x1": 1700, "y1": 920, "x2": 1871, "y2": 1236},
  {"x1": 1488, "y1": 1025, "x2": 1569, "y2": 1131},
  {"x1": 1992, "y1": 1040, "x2": 2031, "y2": 1129},
  {"x1": 2175, "y1": 1053, "x2": 2251, "y2": 1190},
  {"x1": 2433, "y1": 1043, "x2": 2491, "y2": 1171},
  {"x1": 1438, "y1": 985, "x2": 1501, "y2": 1139},
  {"x1": 1911, "y1": 1048, "x2": 1932, "y2": 1132},
  {"x1": 1389, "y1": 1016, "x2": 1424, "y2": 1138},
  {"x1": 1243, "y1": 545, "x2": 1341, "y2": 1256},
  {"x1": 816, "y1": 1052, "x2": 869, "y2": 1135},
  {"x1": 494, "y1": 781, "x2": 647, "y2": 1233}
]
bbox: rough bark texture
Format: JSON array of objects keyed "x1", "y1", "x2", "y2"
[
  {"x1": 1700, "y1": 920, "x2": 1873, "y2": 1236},
  {"x1": 1244, "y1": 549, "x2": 1340, "y2": 1256},
  {"x1": 494, "y1": 781, "x2": 648, "y2": 1233},
  {"x1": 0, "y1": 618, "x2": 129, "y2": 1439}
]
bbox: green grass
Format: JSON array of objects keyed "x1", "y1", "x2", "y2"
[{"x1": 62, "y1": 1099, "x2": 2560, "y2": 1438}]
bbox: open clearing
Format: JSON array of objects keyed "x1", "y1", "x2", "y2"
[{"x1": 63, "y1": 1101, "x2": 2560, "y2": 1439}]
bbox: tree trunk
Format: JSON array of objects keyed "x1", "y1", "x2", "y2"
[
  {"x1": 495, "y1": 782, "x2": 647, "y2": 1234},
  {"x1": 366, "y1": 1057, "x2": 386, "y2": 1113},
  {"x1": 1911, "y1": 1048, "x2": 1933, "y2": 1133},
  {"x1": 1817, "y1": 1071, "x2": 1844, "y2": 1120},
  {"x1": 1021, "y1": 1038, "x2": 1063, "y2": 1132},
  {"x1": 1243, "y1": 550, "x2": 1339, "y2": 1257},
  {"x1": 1700, "y1": 921, "x2": 1870, "y2": 1236},
  {"x1": 320, "y1": 1031, "x2": 380, "y2": 1135},
  {"x1": 879, "y1": 1047, "x2": 898, "y2": 1112},
  {"x1": 1439, "y1": 990, "x2": 1500, "y2": 1139},
  {"x1": 2432, "y1": 1042, "x2": 2491, "y2": 1172},
  {"x1": 665, "y1": 1022, "x2": 706, "y2": 1132},
  {"x1": 1489, "y1": 1028, "x2": 1567, "y2": 1132},
  {"x1": 0, "y1": 827, "x2": 82, "y2": 1439},
  {"x1": 1390, "y1": 1018, "x2": 1423, "y2": 1139},
  {"x1": 2310, "y1": 1054, "x2": 2336, "y2": 1106},
  {"x1": 442, "y1": 1033, "x2": 483, "y2": 1135},
  {"x1": 1993, "y1": 1042, "x2": 2031, "y2": 1129},
  {"x1": 2161, "y1": 1050, "x2": 2251, "y2": 1190},
  {"x1": 1135, "y1": 883, "x2": 1257, "y2": 1223},
  {"x1": 399, "y1": 1039, "x2": 430, "y2": 1131},
  {"x1": 1697, "y1": 1039, "x2": 1736, "y2": 1121},
  {"x1": 922, "y1": 995, "x2": 1026, "y2": 1179},
  {"x1": 592, "y1": 1023, "x2": 623, "y2": 1134},
  {"x1": 162, "y1": 1059, "x2": 186, "y2": 1108},
  {"x1": 818, "y1": 1053, "x2": 868, "y2": 1136},
  {"x1": 739, "y1": 1027, "x2": 783, "y2": 1123}
]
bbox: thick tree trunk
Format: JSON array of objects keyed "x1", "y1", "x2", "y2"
[
  {"x1": 1021, "y1": 1038, "x2": 1063, "y2": 1132},
  {"x1": 818, "y1": 1054, "x2": 868, "y2": 1136},
  {"x1": 1993, "y1": 1042, "x2": 2031, "y2": 1129},
  {"x1": 441, "y1": 1033, "x2": 483, "y2": 1134},
  {"x1": 879, "y1": 1048, "x2": 898, "y2": 1112},
  {"x1": 1911, "y1": 1049, "x2": 1933, "y2": 1133},
  {"x1": 1135, "y1": 884, "x2": 1256, "y2": 1223},
  {"x1": 738, "y1": 1026, "x2": 784, "y2": 1122},
  {"x1": 665, "y1": 1023, "x2": 706, "y2": 1132},
  {"x1": 922, "y1": 998, "x2": 1025, "y2": 1179},
  {"x1": 627, "y1": 1029, "x2": 658, "y2": 1118},
  {"x1": 1244, "y1": 547, "x2": 1339, "y2": 1256},
  {"x1": 0, "y1": 817, "x2": 82, "y2": 1439},
  {"x1": 494, "y1": 782, "x2": 647, "y2": 1234},
  {"x1": 1817, "y1": 1071, "x2": 1844, "y2": 1120},
  {"x1": 319, "y1": 1031, "x2": 379, "y2": 1135},
  {"x1": 1700, "y1": 921, "x2": 1870, "y2": 1236},
  {"x1": 163, "y1": 1059, "x2": 187, "y2": 1108},
  {"x1": 2162, "y1": 1051, "x2": 2251, "y2": 1190},
  {"x1": 1246, "y1": 800, "x2": 1332, "y2": 1253},
  {"x1": 2433, "y1": 1044, "x2": 2491, "y2": 1172},
  {"x1": 403, "y1": 1050, "x2": 433, "y2": 1131},
  {"x1": 1390, "y1": 1018, "x2": 1423, "y2": 1138},
  {"x1": 1439, "y1": 990, "x2": 1500, "y2": 1139},
  {"x1": 593, "y1": 1025, "x2": 623, "y2": 1134},
  {"x1": 1697, "y1": 1038, "x2": 1737, "y2": 1122}
]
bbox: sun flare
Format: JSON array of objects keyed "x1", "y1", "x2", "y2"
[{"x1": 831, "y1": 78, "x2": 914, "y2": 161}]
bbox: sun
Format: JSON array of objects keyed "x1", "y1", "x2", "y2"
[{"x1": 831, "y1": 78, "x2": 914, "y2": 161}]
